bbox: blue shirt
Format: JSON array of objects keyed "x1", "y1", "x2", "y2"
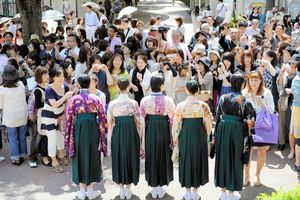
[
  {"x1": 85, "y1": 11, "x2": 99, "y2": 27},
  {"x1": 292, "y1": 72, "x2": 300, "y2": 106}
]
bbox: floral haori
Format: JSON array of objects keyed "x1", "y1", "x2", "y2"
[{"x1": 65, "y1": 90, "x2": 108, "y2": 158}]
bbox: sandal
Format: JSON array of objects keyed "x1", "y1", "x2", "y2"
[
  {"x1": 254, "y1": 177, "x2": 261, "y2": 187},
  {"x1": 42, "y1": 159, "x2": 52, "y2": 167},
  {"x1": 52, "y1": 164, "x2": 64, "y2": 173},
  {"x1": 58, "y1": 157, "x2": 69, "y2": 166},
  {"x1": 288, "y1": 152, "x2": 295, "y2": 159},
  {"x1": 243, "y1": 180, "x2": 251, "y2": 187}
]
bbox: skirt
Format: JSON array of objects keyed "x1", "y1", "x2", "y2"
[
  {"x1": 214, "y1": 114, "x2": 244, "y2": 191},
  {"x1": 291, "y1": 106, "x2": 300, "y2": 138},
  {"x1": 145, "y1": 115, "x2": 173, "y2": 187},
  {"x1": 72, "y1": 113, "x2": 102, "y2": 185},
  {"x1": 111, "y1": 116, "x2": 140, "y2": 185},
  {"x1": 179, "y1": 118, "x2": 209, "y2": 188}
]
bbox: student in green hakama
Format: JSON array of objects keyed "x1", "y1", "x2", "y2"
[
  {"x1": 107, "y1": 78, "x2": 142, "y2": 200},
  {"x1": 172, "y1": 80, "x2": 212, "y2": 200},
  {"x1": 65, "y1": 75, "x2": 107, "y2": 200},
  {"x1": 214, "y1": 73, "x2": 255, "y2": 200},
  {"x1": 140, "y1": 75, "x2": 176, "y2": 199}
]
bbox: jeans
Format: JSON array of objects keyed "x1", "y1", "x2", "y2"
[{"x1": 7, "y1": 125, "x2": 27, "y2": 160}]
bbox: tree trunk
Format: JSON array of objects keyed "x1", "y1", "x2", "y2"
[
  {"x1": 265, "y1": 0, "x2": 275, "y2": 13},
  {"x1": 16, "y1": 0, "x2": 42, "y2": 43}
]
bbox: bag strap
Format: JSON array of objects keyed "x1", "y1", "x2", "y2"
[{"x1": 217, "y1": 3, "x2": 224, "y2": 16}]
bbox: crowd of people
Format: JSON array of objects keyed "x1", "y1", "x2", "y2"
[{"x1": 0, "y1": 0, "x2": 300, "y2": 200}]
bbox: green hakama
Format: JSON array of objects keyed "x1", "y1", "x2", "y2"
[
  {"x1": 72, "y1": 113, "x2": 102, "y2": 185},
  {"x1": 111, "y1": 116, "x2": 140, "y2": 185},
  {"x1": 179, "y1": 118, "x2": 208, "y2": 188},
  {"x1": 145, "y1": 115, "x2": 173, "y2": 187},
  {"x1": 214, "y1": 114, "x2": 244, "y2": 191}
]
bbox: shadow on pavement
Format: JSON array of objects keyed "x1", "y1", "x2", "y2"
[{"x1": 240, "y1": 184, "x2": 276, "y2": 200}]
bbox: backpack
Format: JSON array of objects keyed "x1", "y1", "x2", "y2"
[{"x1": 27, "y1": 87, "x2": 45, "y2": 120}]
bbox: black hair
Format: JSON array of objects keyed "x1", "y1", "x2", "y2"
[
  {"x1": 264, "y1": 50, "x2": 278, "y2": 67},
  {"x1": 230, "y1": 73, "x2": 245, "y2": 92},
  {"x1": 117, "y1": 78, "x2": 130, "y2": 91},
  {"x1": 98, "y1": 40, "x2": 109, "y2": 51},
  {"x1": 108, "y1": 25, "x2": 118, "y2": 32},
  {"x1": 150, "y1": 74, "x2": 165, "y2": 92},
  {"x1": 44, "y1": 35, "x2": 55, "y2": 44},
  {"x1": 102, "y1": 52, "x2": 113, "y2": 65},
  {"x1": 56, "y1": 25, "x2": 65, "y2": 35},
  {"x1": 77, "y1": 74, "x2": 91, "y2": 89},
  {"x1": 18, "y1": 44, "x2": 29, "y2": 58},
  {"x1": 64, "y1": 56, "x2": 76, "y2": 69},
  {"x1": 186, "y1": 80, "x2": 199, "y2": 94},
  {"x1": 222, "y1": 52, "x2": 235, "y2": 73},
  {"x1": 50, "y1": 66, "x2": 64, "y2": 79},
  {"x1": 8, "y1": 59, "x2": 19, "y2": 70},
  {"x1": 60, "y1": 61, "x2": 73, "y2": 80}
]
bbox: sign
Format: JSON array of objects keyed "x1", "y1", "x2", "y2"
[{"x1": 244, "y1": 0, "x2": 266, "y2": 17}]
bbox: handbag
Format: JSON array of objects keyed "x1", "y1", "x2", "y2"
[
  {"x1": 253, "y1": 112, "x2": 278, "y2": 144},
  {"x1": 254, "y1": 107, "x2": 272, "y2": 130}
]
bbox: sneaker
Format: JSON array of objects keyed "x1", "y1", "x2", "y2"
[
  {"x1": 75, "y1": 190, "x2": 86, "y2": 200},
  {"x1": 192, "y1": 191, "x2": 201, "y2": 200},
  {"x1": 183, "y1": 191, "x2": 192, "y2": 200},
  {"x1": 219, "y1": 192, "x2": 227, "y2": 200},
  {"x1": 157, "y1": 187, "x2": 166, "y2": 199},
  {"x1": 119, "y1": 188, "x2": 125, "y2": 200},
  {"x1": 0, "y1": 156, "x2": 5, "y2": 162},
  {"x1": 87, "y1": 189, "x2": 101, "y2": 200},
  {"x1": 125, "y1": 189, "x2": 133, "y2": 199},
  {"x1": 227, "y1": 192, "x2": 241, "y2": 200},
  {"x1": 28, "y1": 160, "x2": 38, "y2": 168},
  {"x1": 19, "y1": 157, "x2": 24, "y2": 164},
  {"x1": 288, "y1": 152, "x2": 295, "y2": 159},
  {"x1": 12, "y1": 159, "x2": 21, "y2": 166},
  {"x1": 150, "y1": 187, "x2": 158, "y2": 199}
]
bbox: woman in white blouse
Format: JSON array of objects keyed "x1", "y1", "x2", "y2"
[
  {"x1": 75, "y1": 46, "x2": 91, "y2": 78},
  {"x1": 242, "y1": 71, "x2": 275, "y2": 187}
]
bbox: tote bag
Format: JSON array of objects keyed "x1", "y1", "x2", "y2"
[{"x1": 253, "y1": 112, "x2": 278, "y2": 144}]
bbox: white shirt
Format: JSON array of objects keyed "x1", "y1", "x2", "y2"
[
  {"x1": 216, "y1": 3, "x2": 227, "y2": 18},
  {"x1": 59, "y1": 47, "x2": 80, "y2": 61},
  {"x1": 244, "y1": 27, "x2": 260, "y2": 40},
  {"x1": 0, "y1": 81, "x2": 28, "y2": 127},
  {"x1": 85, "y1": 11, "x2": 99, "y2": 27},
  {"x1": 99, "y1": 15, "x2": 108, "y2": 27},
  {"x1": 75, "y1": 62, "x2": 87, "y2": 78},
  {"x1": 124, "y1": 27, "x2": 136, "y2": 42}
]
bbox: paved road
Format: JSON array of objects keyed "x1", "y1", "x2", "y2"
[{"x1": 0, "y1": 1, "x2": 300, "y2": 200}]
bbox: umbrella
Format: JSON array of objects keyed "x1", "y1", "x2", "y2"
[
  {"x1": 82, "y1": 2, "x2": 100, "y2": 9},
  {"x1": 0, "y1": 17, "x2": 11, "y2": 25},
  {"x1": 42, "y1": 10, "x2": 65, "y2": 20},
  {"x1": 118, "y1": 6, "x2": 138, "y2": 19},
  {"x1": 13, "y1": 13, "x2": 20, "y2": 19}
]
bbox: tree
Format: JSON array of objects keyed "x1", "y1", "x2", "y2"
[
  {"x1": 16, "y1": 0, "x2": 42, "y2": 43},
  {"x1": 265, "y1": 0, "x2": 275, "y2": 13}
]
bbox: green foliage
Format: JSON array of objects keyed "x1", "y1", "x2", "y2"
[
  {"x1": 256, "y1": 185, "x2": 300, "y2": 200},
  {"x1": 229, "y1": 15, "x2": 247, "y2": 28}
]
